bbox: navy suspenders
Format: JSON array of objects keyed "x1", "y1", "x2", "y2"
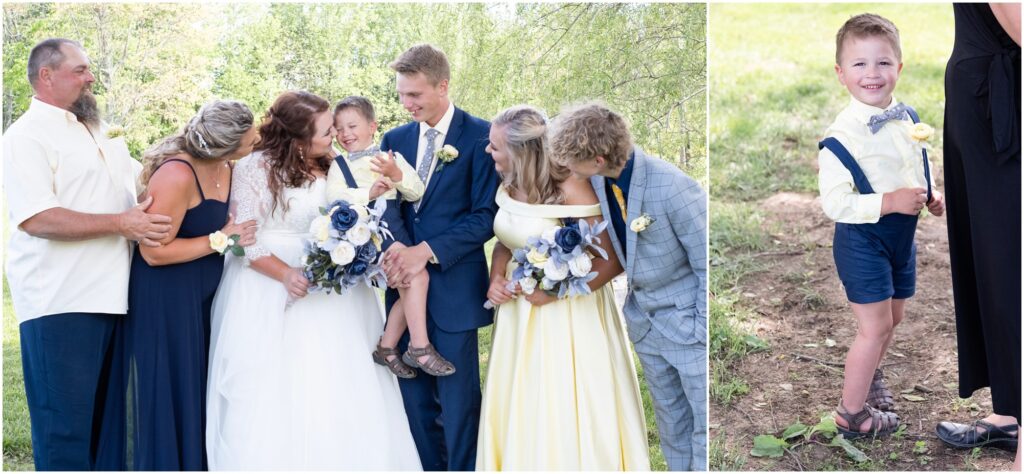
[
  {"x1": 333, "y1": 155, "x2": 358, "y2": 189},
  {"x1": 817, "y1": 105, "x2": 933, "y2": 202}
]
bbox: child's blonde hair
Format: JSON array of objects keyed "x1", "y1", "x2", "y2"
[{"x1": 836, "y1": 13, "x2": 902, "y2": 64}]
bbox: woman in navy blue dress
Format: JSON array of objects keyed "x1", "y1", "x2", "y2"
[{"x1": 121, "y1": 100, "x2": 259, "y2": 470}]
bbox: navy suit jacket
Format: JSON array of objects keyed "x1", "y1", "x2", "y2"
[{"x1": 380, "y1": 106, "x2": 498, "y2": 332}]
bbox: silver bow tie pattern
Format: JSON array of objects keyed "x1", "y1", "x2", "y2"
[{"x1": 866, "y1": 102, "x2": 909, "y2": 134}]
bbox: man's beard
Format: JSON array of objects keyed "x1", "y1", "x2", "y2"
[{"x1": 69, "y1": 89, "x2": 100, "y2": 127}]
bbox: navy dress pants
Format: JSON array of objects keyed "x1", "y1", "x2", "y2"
[{"x1": 19, "y1": 312, "x2": 124, "y2": 471}]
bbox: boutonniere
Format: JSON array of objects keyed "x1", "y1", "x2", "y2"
[
  {"x1": 908, "y1": 122, "x2": 934, "y2": 144},
  {"x1": 106, "y1": 125, "x2": 125, "y2": 139},
  {"x1": 433, "y1": 145, "x2": 459, "y2": 172},
  {"x1": 630, "y1": 213, "x2": 656, "y2": 233}
]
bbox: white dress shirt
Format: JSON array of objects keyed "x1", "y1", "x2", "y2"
[
  {"x1": 3, "y1": 98, "x2": 137, "y2": 322},
  {"x1": 818, "y1": 97, "x2": 936, "y2": 224},
  {"x1": 415, "y1": 102, "x2": 456, "y2": 189}
]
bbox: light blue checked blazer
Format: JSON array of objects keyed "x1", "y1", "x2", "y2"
[{"x1": 592, "y1": 146, "x2": 707, "y2": 345}]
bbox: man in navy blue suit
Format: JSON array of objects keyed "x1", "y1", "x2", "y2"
[{"x1": 379, "y1": 43, "x2": 499, "y2": 471}]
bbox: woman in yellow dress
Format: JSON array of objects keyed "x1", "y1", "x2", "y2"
[{"x1": 476, "y1": 105, "x2": 650, "y2": 470}]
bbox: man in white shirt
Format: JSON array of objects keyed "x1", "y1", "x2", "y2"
[{"x1": 3, "y1": 38, "x2": 171, "y2": 470}]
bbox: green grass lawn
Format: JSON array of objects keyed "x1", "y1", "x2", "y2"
[{"x1": 709, "y1": 3, "x2": 954, "y2": 470}]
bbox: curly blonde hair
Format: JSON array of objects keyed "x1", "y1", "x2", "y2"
[{"x1": 549, "y1": 101, "x2": 632, "y2": 170}]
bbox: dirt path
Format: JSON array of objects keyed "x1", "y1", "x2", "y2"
[{"x1": 710, "y1": 189, "x2": 1016, "y2": 471}]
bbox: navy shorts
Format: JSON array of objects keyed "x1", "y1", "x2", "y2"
[{"x1": 833, "y1": 213, "x2": 919, "y2": 304}]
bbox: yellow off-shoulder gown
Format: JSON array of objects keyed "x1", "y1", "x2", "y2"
[{"x1": 476, "y1": 188, "x2": 650, "y2": 471}]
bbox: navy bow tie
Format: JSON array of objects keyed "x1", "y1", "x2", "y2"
[{"x1": 867, "y1": 103, "x2": 910, "y2": 134}]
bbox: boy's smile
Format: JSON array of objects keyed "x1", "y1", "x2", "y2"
[{"x1": 835, "y1": 36, "x2": 903, "y2": 108}]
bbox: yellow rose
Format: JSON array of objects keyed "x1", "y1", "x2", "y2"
[
  {"x1": 909, "y1": 122, "x2": 934, "y2": 143},
  {"x1": 526, "y1": 248, "x2": 549, "y2": 265},
  {"x1": 209, "y1": 231, "x2": 229, "y2": 253}
]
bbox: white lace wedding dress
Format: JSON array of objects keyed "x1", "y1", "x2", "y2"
[{"x1": 206, "y1": 152, "x2": 421, "y2": 470}]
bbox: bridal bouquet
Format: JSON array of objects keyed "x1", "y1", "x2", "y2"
[
  {"x1": 485, "y1": 219, "x2": 609, "y2": 309},
  {"x1": 302, "y1": 198, "x2": 392, "y2": 294}
]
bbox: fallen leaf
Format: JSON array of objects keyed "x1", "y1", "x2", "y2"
[
  {"x1": 892, "y1": 352, "x2": 906, "y2": 358},
  {"x1": 803, "y1": 343, "x2": 819, "y2": 348},
  {"x1": 779, "y1": 383, "x2": 793, "y2": 391},
  {"x1": 901, "y1": 394, "x2": 927, "y2": 402},
  {"x1": 750, "y1": 435, "x2": 788, "y2": 458}
]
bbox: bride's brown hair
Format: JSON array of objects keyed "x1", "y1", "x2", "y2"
[{"x1": 257, "y1": 91, "x2": 332, "y2": 213}]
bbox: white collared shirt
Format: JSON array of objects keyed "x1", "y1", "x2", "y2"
[
  {"x1": 415, "y1": 102, "x2": 455, "y2": 189},
  {"x1": 3, "y1": 98, "x2": 138, "y2": 322},
  {"x1": 818, "y1": 97, "x2": 936, "y2": 224}
]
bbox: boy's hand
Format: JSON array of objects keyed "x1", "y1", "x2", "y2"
[
  {"x1": 370, "y1": 151, "x2": 403, "y2": 183},
  {"x1": 881, "y1": 187, "x2": 927, "y2": 216},
  {"x1": 927, "y1": 190, "x2": 945, "y2": 217},
  {"x1": 368, "y1": 177, "x2": 394, "y2": 201}
]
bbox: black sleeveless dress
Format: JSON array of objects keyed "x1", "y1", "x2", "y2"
[
  {"x1": 124, "y1": 159, "x2": 230, "y2": 470},
  {"x1": 944, "y1": 3, "x2": 1021, "y2": 423}
]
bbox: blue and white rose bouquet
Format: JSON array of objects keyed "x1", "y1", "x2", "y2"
[
  {"x1": 485, "y1": 219, "x2": 609, "y2": 309},
  {"x1": 302, "y1": 198, "x2": 392, "y2": 294}
]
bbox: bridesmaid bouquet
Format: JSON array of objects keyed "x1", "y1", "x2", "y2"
[
  {"x1": 485, "y1": 219, "x2": 609, "y2": 309},
  {"x1": 301, "y1": 198, "x2": 392, "y2": 294}
]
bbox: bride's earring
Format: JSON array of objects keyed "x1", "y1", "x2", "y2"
[{"x1": 298, "y1": 147, "x2": 305, "y2": 161}]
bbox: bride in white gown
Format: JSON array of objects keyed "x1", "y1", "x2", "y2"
[{"x1": 206, "y1": 91, "x2": 421, "y2": 470}]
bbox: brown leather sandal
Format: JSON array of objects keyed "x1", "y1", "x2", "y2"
[
  {"x1": 372, "y1": 340, "x2": 417, "y2": 379},
  {"x1": 836, "y1": 401, "x2": 900, "y2": 439},
  {"x1": 866, "y1": 368, "x2": 896, "y2": 411},
  {"x1": 403, "y1": 344, "x2": 456, "y2": 377}
]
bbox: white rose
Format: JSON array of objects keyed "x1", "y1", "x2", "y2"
[
  {"x1": 354, "y1": 205, "x2": 370, "y2": 222},
  {"x1": 345, "y1": 222, "x2": 372, "y2": 246},
  {"x1": 330, "y1": 241, "x2": 356, "y2": 266},
  {"x1": 518, "y1": 277, "x2": 537, "y2": 295},
  {"x1": 309, "y1": 216, "x2": 332, "y2": 243},
  {"x1": 542, "y1": 226, "x2": 560, "y2": 243},
  {"x1": 567, "y1": 253, "x2": 593, "y2": 277},
  {"x1": 439, "y1": 144, "x2": 459, "y2": 162},
  {"x1": 209, "y1": 231, "x2": 229, "y2": 253},
  {"x1": 526, "y1": 247, "x2": 549, "y2": 265},
  {"x1": 543, "y1": 259, "x2": 569, "y2": 281},
  {"x1": 631, "y1": 214, "x2": 655, "y2": 233}
]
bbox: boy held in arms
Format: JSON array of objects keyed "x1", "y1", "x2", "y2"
[
  {"x1": 327, "y1": 96, "x2": 456, "y2": 379},
  {"x1": 818, "y1": 13, "x2": 944, "y2": 438}
]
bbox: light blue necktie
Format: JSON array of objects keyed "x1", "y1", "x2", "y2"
[
  {"x1": 416, "y1": 128, "x2": 440, "y2": 210},
  {"x1": 866, "y1": 102, "x2": 909, "y2": 134}
]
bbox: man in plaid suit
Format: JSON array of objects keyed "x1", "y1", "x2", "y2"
[{"x1": 551, "y1": 102, "x2": 708, "y2": 471}]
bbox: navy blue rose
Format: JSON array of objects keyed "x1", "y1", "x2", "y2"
[
  {"x1": 330, "y1": 206, "x2": 359, "y2": 233},
  {"x1": 346, "y1": 259, "x2": 369, "y2": 276},
  {"x1": 554, "y1": 225, "x2": 583, "y2": 253},
  {"x1": 356, "y1": 243, "x2": 378, "y2": 263}
]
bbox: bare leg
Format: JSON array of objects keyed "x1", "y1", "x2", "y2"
[
  {"x1": 398, "y1": 271, "x2": 434, "y2": 365},
  {"x1": 837, "y1": 299, "x2": 895, "y2": 432},
  {"x1": 876, "y1": 298, "x2": 906, "y2": 369},
  {"x1": 380, "y1": 303, "x2": 408, "y2": 363}
]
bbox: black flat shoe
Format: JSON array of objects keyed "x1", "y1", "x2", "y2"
[{"x1": 936, "y1": 420, "x2": 1018, "y2": 452}]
